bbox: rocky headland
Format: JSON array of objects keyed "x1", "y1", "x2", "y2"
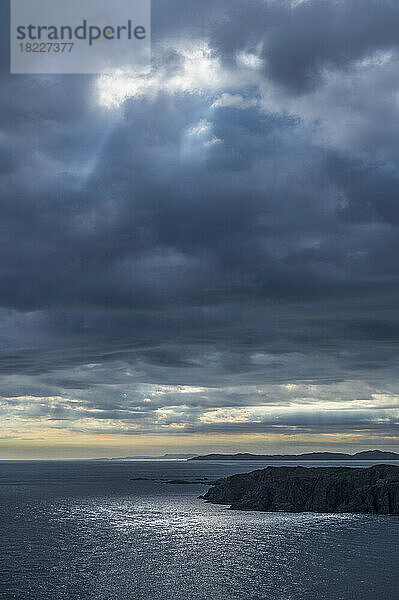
[{"x1": 200, "y1": 464, "x2": 399, "y2": 514}]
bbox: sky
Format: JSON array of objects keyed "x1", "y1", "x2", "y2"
[{"x1": 1, "y1": 0, "x2": 399, "y2": 458}]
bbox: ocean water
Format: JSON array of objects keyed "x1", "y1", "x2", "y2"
[{"x1": 0, "y1": 459, "x2": 398, "y2": 600}]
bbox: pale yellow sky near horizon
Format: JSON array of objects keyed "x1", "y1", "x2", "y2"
[
  {"x1": 2, "y1": 385, "x2": 399, "y2": 458},
  {"x1": 0, "y1": 428, "x2": 397, "y2": 459}
]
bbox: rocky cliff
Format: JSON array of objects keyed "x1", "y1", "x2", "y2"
[{"x1": 200, "y1": 464, "x2": 399, "y2": 514}]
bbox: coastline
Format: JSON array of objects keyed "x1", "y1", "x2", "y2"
[{"x1": 200, "y1": 464, "x2": 399, "y2": 515}]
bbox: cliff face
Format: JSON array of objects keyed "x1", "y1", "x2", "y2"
[{"x1": 200, "y1": 465, "x2": 399, "y2": 514}]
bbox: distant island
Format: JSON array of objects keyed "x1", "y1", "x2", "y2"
[
  {"x1": 190, "y1": 450, "x2": 399, "y2": 461},
  {"x1": 200, "y1": 464, "x2": 399, "y2": 514},
  {"x1": 94, "y1": 453, "x2": 197, "y2": 461}
]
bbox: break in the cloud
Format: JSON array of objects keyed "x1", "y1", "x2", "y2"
[{"x1": 1, "y1": 0, "x2": 399, "y2": 457}]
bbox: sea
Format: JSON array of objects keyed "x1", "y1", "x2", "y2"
[{"x1": 0, "y1": 459, "x2": 398, "y2": 600}]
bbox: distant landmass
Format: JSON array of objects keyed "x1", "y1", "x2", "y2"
[
  {"x1": 200, "y1": 464, "x2": 399, "y2": 514},
  {"x1": 93, "y1": 453, "x2": 197, "y2": 461},
  {"x1": 190, "y1": 450, "x2": 399, "y2": 461}
]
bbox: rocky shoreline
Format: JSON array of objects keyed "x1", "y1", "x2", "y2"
[{"x1": 200, "y1": 464, "x2": 399, "y2": 514}]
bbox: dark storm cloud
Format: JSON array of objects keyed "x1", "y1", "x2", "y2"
[
  {"x1": 1, "y1": 0, "x2": 399, "y2": 443},
  {"x1": 208, "y1": 0, "x2": 399, "y2": 93},
  {"x1": 152, "y1": 0, "x2": 399, "y2": 92}
]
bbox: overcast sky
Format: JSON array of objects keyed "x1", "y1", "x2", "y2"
[{"x1": 1, "y1": 0, "x2": 399, "y2": 458}]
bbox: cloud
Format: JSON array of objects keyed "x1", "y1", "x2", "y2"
[
  {"x1": 97, "y1": 41, "x2": 262, "y2": 108},
  {"x1": 1, "y1": 0, "x2": 399, "y2": 453},
  {"x1": 211, "y1": 93, "x2": 258, "y2": 109}
]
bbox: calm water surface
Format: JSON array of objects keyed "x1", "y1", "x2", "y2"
[{"x1": 0, "y1": 460, "x2": 398, "y2": 600}]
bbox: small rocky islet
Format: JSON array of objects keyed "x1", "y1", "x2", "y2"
[
  {"x1": 129, "y1": 476, "x2": 218, "y2": 485},
  {"x1": 199, "y1": 464, "x2": 399, "y2": 515}
]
